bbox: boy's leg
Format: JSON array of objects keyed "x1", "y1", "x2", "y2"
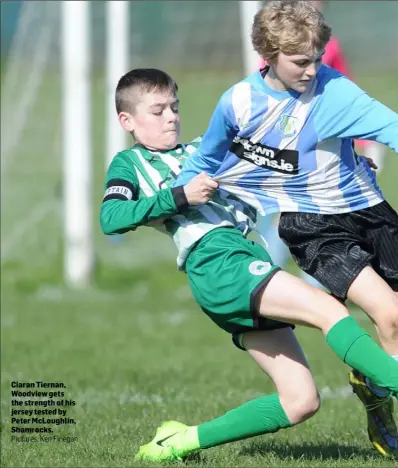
[
  {"x1": 347, "y1": 266, "x2": 398, "y2": 356},
  {"x1": 254, "y1": 270, "x2": 398, "y2": 395},
  {"x1": 344, "y1": 202, "x2": 398, "y2": 456},
  {"x1": 347, "y1": 266, "x2": 398, "y2": 456},
  {"x1": 346, "y1": 200, "x2": 398, "y2": 356},
  {"x1": 255, "y1": 269, "x2": 398, "y2": 458},
  {"x1": 198, "y1": 327, "x2": 320, "y2": 448},
  {"x1": 300, "y1": 271, "x2": 325, "y2": 290},
  {"x1": 278, "y1": 205, "x2": 398, "y2": 371},
  {"x1": 279, "y1": 206, "x2": 398, "y2": 457},
  {"x1": 244, "y1": 327, "x2": 320, "y2": 426},
  {"x1": 136, "y1": 328, "x2": 319, "y2": 462}
]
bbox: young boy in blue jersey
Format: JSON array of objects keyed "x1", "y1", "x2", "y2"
[
  {"x1": 175, "y1": 0, "x2": 398, "y2": 458},
  {"x1": 101, "y1": 68, "x2": 398, "y2": 462}
]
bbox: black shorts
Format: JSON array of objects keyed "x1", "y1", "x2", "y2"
[{"x1": 279, "y1": 201, "x2": 398, "y2": 301}]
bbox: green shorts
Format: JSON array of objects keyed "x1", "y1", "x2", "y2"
[{"x1": 185, "y1": 227, "x2": 293, "y2": 350}]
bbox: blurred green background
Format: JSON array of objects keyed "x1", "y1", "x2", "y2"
[
  {"x1": 1, "y1": 2, "x2": 398, "y2": 467},
  {"x1": 1, "y1": 1, "x2": 397, "y2": 289}
]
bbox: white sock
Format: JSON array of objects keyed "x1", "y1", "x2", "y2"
[{"x1": 365, "y1": 354, "x2": 398, "y2": 397}]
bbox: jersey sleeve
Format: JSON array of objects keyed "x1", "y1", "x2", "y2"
[
  {"x1": 100, "y1": 153, "x2": 188, "y2": 235},
  {"x1": 316, "y1": 75, "x2": 398, "y2": 152},
  {"x1": 175, "y1": 93, "x2": 238, "y2": 187}
]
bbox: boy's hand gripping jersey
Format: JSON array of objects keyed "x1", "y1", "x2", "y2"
[{"x1": 101, "y1": 138, "x2": 257, "y2": 269}]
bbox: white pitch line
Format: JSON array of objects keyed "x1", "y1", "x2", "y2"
[{"x1": 319, "y1": 385, "x2": 353, "y2": 400}]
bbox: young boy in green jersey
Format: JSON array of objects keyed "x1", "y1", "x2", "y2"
[{"x1": 100, "y1": 69, "x2": 398, "y2": 462}]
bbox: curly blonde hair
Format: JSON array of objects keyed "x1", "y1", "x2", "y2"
[{"x1": 252, "y1": 1, "x2": 331, "y2": 61}]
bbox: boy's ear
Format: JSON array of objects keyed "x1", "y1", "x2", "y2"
[{"x1": 118, "y1": 112, "x2": 134, "y2": 132}]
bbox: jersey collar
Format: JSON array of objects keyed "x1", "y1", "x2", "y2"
[
  {"x1": 253, "y1": 66, "x2": 301, "y2": 100},
  {"x1": 133, "y1": 143, "x2": 182, "y2": 154}
]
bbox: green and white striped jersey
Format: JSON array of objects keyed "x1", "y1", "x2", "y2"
[{"x1": 100, "y1": 137, "x2": 257, "y2": 269}]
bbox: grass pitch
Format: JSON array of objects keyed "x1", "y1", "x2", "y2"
[{"x1": 2, "y1": 272, "x2": 398, "y2": 467}]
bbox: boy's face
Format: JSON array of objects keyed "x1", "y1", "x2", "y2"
[
  {"x1": 270, "y1": 49, "x2": 324, "y2": 93},
  {"x1": 119, "y1": 90, "x2": 180, "y2": 150}
]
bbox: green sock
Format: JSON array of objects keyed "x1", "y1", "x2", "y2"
[
  {"x1": 366, "y1": 354, "x2": 398, "y2": 397},
  {"x1": 326, "y1": 316, "x2": 398, "y2": 393},
  {"x1": 197, "y1": 393, "x2": 291, "y2": 449}
]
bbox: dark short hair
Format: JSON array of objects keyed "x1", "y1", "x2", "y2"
[{"x1": 115, "y1": 68, "x2": 178, "y2": 114}]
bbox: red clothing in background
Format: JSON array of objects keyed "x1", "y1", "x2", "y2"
[{"x1": 322, "y1": 36, "x2": 351, "y2": 77}]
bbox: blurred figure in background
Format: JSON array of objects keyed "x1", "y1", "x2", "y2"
[
  {"x1": 310, "y1": 0, "x2": 385, "y2": 170},
  {"x1": 256, "y1": 0, "x2": 385, "y2": 289}
]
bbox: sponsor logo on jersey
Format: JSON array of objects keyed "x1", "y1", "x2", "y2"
[
  {"x1": 249, "y1": 261, "x2": 272, "y2": 276},
  {"x1": 230, "y1": 136, "x2": 299, "y2": 174}
]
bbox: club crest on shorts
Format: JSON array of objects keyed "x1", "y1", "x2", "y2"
[
  {"x1": 277, "y1": 114, "x2": 298, "y2": 138},
  {"x1": 249, "y1": 261, "x2": 272, "y2": 276}
]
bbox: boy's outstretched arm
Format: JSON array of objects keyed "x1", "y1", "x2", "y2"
[
  {"x1": 175, "y1": 94, "x2": 238, "y2": 187},
  {"x1": 317, "y1": 76, "x2": 398, "y2": 152},
  {"x1": 100, "y1": 155, "x2": 218, "y2": 235}
]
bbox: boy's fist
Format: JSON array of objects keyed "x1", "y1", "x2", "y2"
[{"x1": 183, "y1": 172, "x2": 219, "y2": 205}]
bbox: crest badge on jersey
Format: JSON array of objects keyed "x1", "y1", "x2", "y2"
[
  {"x1": 277, "y1": 114, "x2": 298, "y2": 138},
  {"x1": 249, "y1": 261, "x2": 272, "y2": 276}
]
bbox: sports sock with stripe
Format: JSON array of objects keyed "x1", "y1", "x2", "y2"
[
  {"x1": 326, "y1": 317, "x2": 398, "y2": 393},
  {"x1": 366, "y1": 354, "x2": 398, "y2": 397}
]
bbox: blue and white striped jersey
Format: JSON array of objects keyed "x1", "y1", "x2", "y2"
[{"x1": 176, "y1": 65, "x2": 398, "y2": 215}]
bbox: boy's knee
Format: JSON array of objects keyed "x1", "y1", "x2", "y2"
[
  {"x1": 377, "y1": 307, "x2": 398, "y2": 338},
  {"x1": 296, "y1": 391, "x2": 321, "y2": 422},
  {"x1": 390, "y1": 311, "x2": 398, "y2": 333},
  {"x1": 280, "y1": 390, "x2": 321, "y2": 425}
]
